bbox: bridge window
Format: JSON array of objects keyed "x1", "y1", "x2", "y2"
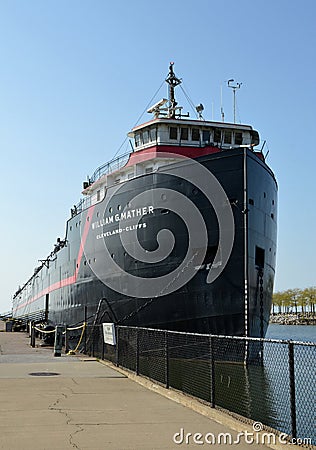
[
  {"x1": 143, "y1": 130, "x2": 149, "y2": 144},
  {"x1": 202, "y1": 130, "x2": 210, "y2": 142},
  {"x1": 135, "y1": 133, "x2": 141, "y2": 148},
  {"x1": 224, "y1": 130, "x2": 232, "y2": 144},
  {"x1": 192, "y1": 128, "x2": 200, "y2": 141},
  {"x1": 169, "y1": 127, "x2": 178, "y2": 140},
  {"x1": 150, "y1": 128, "x2": 157, "y2": 142},
  {"x1": 235, "y1": 132, "x2": 243, "y2": 145},
  {"x1": 180, "y1": 127, "x2": 188, "y2": 140},
  {"x1": 214, "y1": 129, "x2": 221, "y2": 142}
]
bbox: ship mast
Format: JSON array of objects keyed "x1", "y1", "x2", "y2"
[{"x1": 165, "y1": 62, "x2": 182, "y2": 118}]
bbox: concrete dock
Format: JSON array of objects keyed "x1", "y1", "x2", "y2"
[{"x1": 0, "y1": 322, "x2": 270, "y2": 449}]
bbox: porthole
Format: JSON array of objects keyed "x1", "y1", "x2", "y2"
[{"x1": 271, "y1": 213, "x2": 274, "y2": 219}]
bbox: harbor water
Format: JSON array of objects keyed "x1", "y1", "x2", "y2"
[{"x1": 266, "y1": 323, "x2": 316, "y2": 342}]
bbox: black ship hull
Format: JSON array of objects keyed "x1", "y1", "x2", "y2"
[{"x1": 13, "y1": 148, "x2": 277, "y2": 338}]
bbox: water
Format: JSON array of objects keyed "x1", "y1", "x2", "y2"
[{"x1": 266, "y1": 324, "x2": 316, "y2": 342}]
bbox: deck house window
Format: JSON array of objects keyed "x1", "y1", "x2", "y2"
[
  {"x1": 202, "y1": 130, "x2": 210, "y2": 143},
  {"x1": 97, "y1": 190, "x2": 101, "y2": 201},
  {"x1": 235, "y1": 132, "x2": 243, "y2": 145},
  {"x1": 224, "y1": 130, "x2": 232, "y2": 144},
  {"x1": 214, "y1": 129, "x2": 221, "y2": 142},
  {"x1": 192, "y1": 128, "x2": 200, "y2": 141},
  {"x1": 143, "y1": 130, "x2": 149, "y2": 144},
  {"x1": 135, "y1": 133, "x2": 141, "y2": 148},
  {"x1": 180, "y1": 127, "x2": 188, "y2": 140},
  {"x1": 149, "y1": 128, "x2": 157, "y2": 142},
  {"x1": 169, "y1": 127, "x2": 178, "y2": 140}
]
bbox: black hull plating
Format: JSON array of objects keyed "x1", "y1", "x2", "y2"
[{"x1": 13, "y1": 149, "x2": 277, "y2": 338}]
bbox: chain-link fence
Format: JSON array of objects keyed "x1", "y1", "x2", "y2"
[{"x1": 66, "y1": 324, "x2": 315, "y2": 445}]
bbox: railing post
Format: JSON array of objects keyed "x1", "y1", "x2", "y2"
[
  {"x1": 165, "y1": 331, "x2": 169, "y2": 389},
  {"x1": 288, "y1": 341, "x2": 297, "y2": 440},
  {"x1": 30, "y1": 321, "x2": 36, "y2": 348},
  {"x1": 210, "y1": 336, "x2": 215, "y2": 408}
]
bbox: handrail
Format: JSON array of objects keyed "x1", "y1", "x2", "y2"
[{"x1": 89, "y1": 151, "x2": 131, "y2": 184}]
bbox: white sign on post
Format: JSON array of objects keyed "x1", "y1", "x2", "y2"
[{"x1": 102, "y1": 323, "x2": 116, "y2": 345}]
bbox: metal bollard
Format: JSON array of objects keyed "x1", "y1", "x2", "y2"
[
  {"x1": 64, "y1": 325, "x2": 69, "y2": 354},
  {"x1": 54, "y1": 324, "x2": 64, "y2": 357},
  {"x1": 30, "y1": 321, "x2": 36, "y2": 348}
]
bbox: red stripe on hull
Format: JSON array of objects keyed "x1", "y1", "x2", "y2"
[{"x1": 14, "y1": 205, "x2": 95, "y2": 313}]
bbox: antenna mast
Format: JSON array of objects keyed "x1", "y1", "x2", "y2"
[
  {"x1": 165, "y1": 62, "x2": 182, "y2": 118},
  {"x1": 227, "y1": 79, "x2": 242, "y2": 123}
]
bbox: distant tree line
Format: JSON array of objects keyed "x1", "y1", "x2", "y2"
[{"x1": 272, "y1": 287, "x2": 316, "y2": 315}]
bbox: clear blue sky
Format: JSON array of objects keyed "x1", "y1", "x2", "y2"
[{"x1": 0, "y1": 0, "x2": 315, "y2": 312}]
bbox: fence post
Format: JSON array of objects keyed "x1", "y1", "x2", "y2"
[
  {"x1": 84, "y1": 305, "x2": 87, "y2": 354},
  {"x1": 102, "y1": 335, "x2": 105, "y2": 360},
  {"x1": 115, "y1": 326, "x2": 119, "y2": 367},
  {"x1": 30, "y1": 321, "x2": 36, "y2": 348},
  {"x1": 288, "y1": 341, "x2": 297, "y2": 440},
  {"x1": 136, "y1": 328, "x2": 139, "y2": 375},
  {"x1": 210, "y1": 336, "x2": 215, "y2": 408},
  {"x1": 92, "y1": 327, "x2": 95, "y2": 357},
  {"x1": 165, "y1": 331, "x2": 169, "y2": 389},
  {"x1": 64, "y1": 325, "x2": 69, "y2": 354}
]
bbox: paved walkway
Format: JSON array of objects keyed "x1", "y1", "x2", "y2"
[{"x1": 0, "y1": 324, "x2": 270, "y2": 450}]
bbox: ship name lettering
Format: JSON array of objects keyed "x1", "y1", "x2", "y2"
[{"x1": 92, "y1": 205, "x2": 153, "y2": 230}]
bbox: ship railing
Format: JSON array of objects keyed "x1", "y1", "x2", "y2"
[
  {"x1": 0, "y1": 310, "x2": 12, "y2": 320},
  {"x1": 71, "y1": 152, "x2": 131, "y2": 216},
  {"x1": 74, "y1": 324, "x2": 315, "y2": 447},
  {"x1": 89, "y1": 151, "x2": 131, "y2": 184}
]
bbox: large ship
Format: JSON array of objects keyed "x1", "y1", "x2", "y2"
[{"x1": 12, "y1": 64, "x2": 277, "y2": 338}]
